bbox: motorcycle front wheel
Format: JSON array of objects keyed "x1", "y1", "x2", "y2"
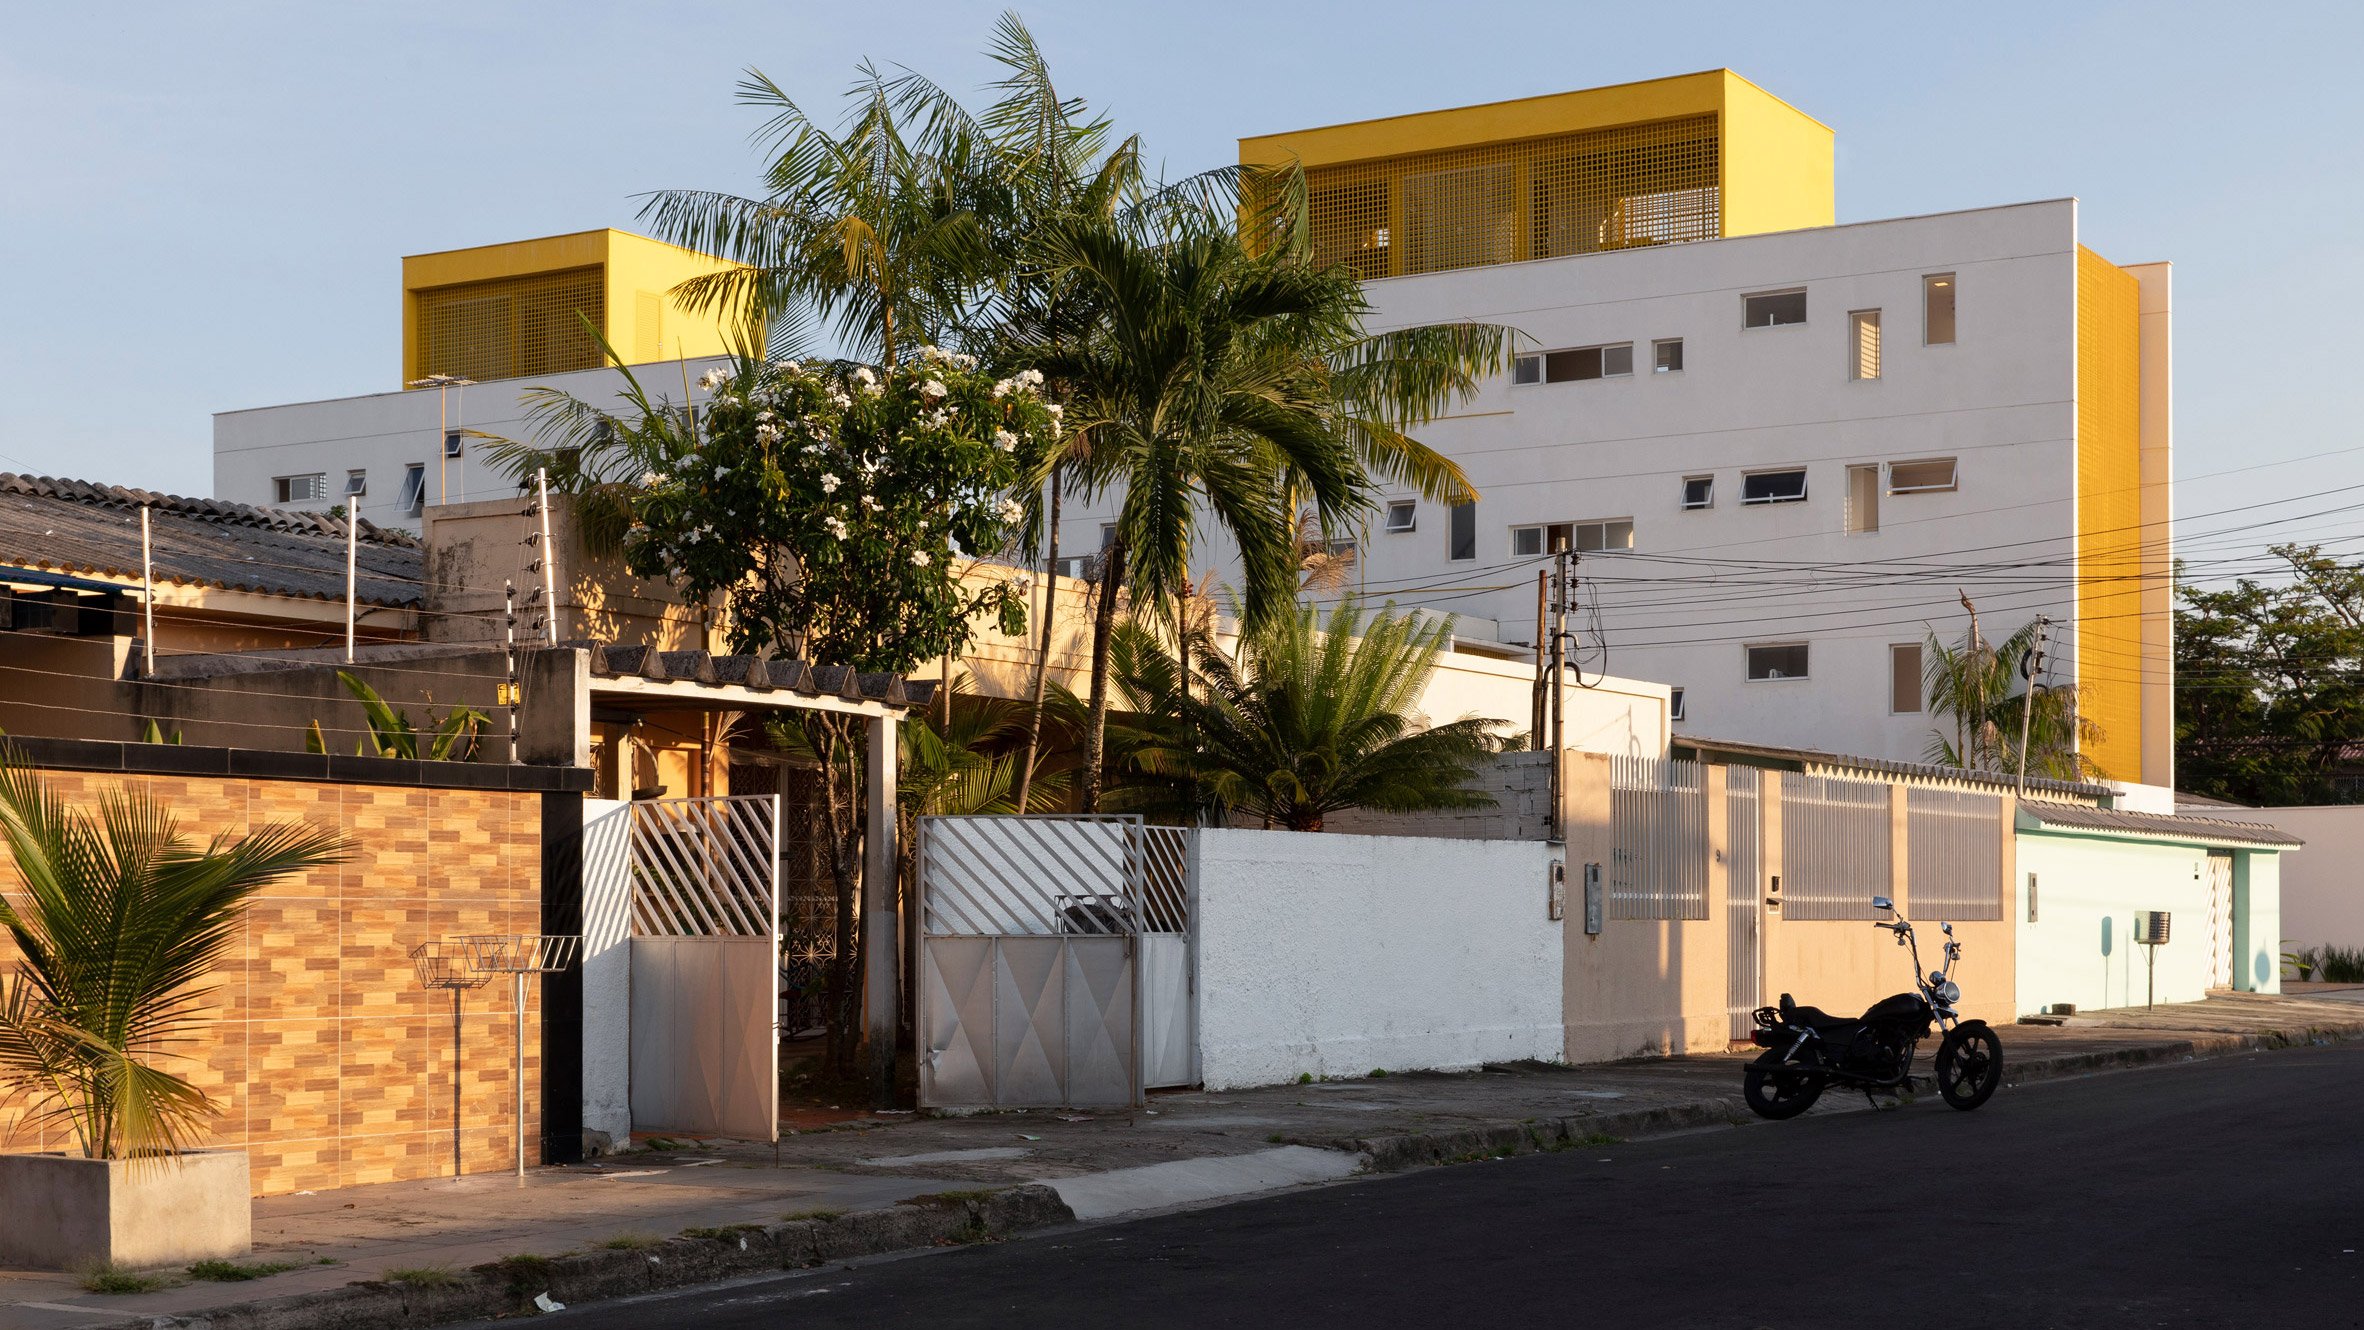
[
  {"x1": 1936, "y1": 1025, "x2": 2003, "y2": 1111},
  {"x1": 1742, "y1": 1053, "x2": 1826, "y2": 1120}
]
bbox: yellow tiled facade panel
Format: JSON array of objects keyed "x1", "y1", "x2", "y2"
[
  {"x1": 1242, "y1": 70, "x2": 1833, "y2": 282},
  {"x1": 2075, "y1": 246, "x2": 2145, "y2": 782},
  {"x1": 0, "y1": 773, "x2": 544, "y2": 1197}
]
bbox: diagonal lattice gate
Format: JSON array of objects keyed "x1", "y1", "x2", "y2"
[
  {"x1": 917, "y1": 815, "x2": 1194, "y2": 1109},
  {"x1": 628, "y1": 795, "x2": 780, "y2": 1140}
]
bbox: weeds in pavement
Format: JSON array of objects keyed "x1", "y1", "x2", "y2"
[
  {"x1": 680, "y1": 1224, "x2": 763, "y2": 1242},
  {"x1": 592, "y1": 1232, "x2": 663, "y2": 1251},
  {"x1": 900, "y1": 1189, "x2": 997, "y2": 1208},
  {"x1": 782, "y1": 1209, "x2": 845, "y2": 1223},
  {"x1": 383, "y1": 1264, "x2": 460, "y2": 1288},
  {"x1": 79, "y1": 1264, "x2": 170, "y2": 1294},
  {"x1": 187, "y1": 1258, "x2": 302, "y2": 1281}
]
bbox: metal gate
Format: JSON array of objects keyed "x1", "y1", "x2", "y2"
[
  {"x1": 2206, "y1": 851, "x2": 2235, "y2": 990},
  {"x1": 628, "y1": 795, "x2": 781, "y2": 1140},
  {"x1": 1724, "y1": 766, "x2": 1763, "y2": 1041},
  {"x1": 916, "y1": 815, "x2": 1194, "y2": 1109}
]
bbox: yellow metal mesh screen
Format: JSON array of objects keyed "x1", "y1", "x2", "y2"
[
  {"x1": 414, "y1": 267, "x2": 606, "y2": 382},
  {"x1": 1302, "y1": 114, "x2": 1720, "y2": 279}
]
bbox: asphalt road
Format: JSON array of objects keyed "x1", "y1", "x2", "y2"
[{"x1": 539, "y1": 1045, "x2": 2364, "y2": 1329}]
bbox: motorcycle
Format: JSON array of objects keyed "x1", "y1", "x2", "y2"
[{"x1": 1742, "y1": 894, "x2": 2002, "y2": 1119}]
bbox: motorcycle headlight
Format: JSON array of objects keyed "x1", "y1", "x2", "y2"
[{"x1": 1935, "y1": 980, "x2": 1962, "y2": 1005}]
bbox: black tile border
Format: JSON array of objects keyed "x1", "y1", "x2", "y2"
[{"x1": 1, "y1": 735, "x2": 593, "y2": 793}]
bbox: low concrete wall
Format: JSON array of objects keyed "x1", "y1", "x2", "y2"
[
  {"x1": 580, "y1": 799, "x2": 631, "y2": 1150},
  {"x1": 2015, "y1": 831, "x2": 2217, "y2": 1013},
  {"x1": 1195, "y1": 829, "x2": 1561, "y2": 1088},
  {"x1": 2236, "y1": 806, "x2": 2359, "y2": 948}
]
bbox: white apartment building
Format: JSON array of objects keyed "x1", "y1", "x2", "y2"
[{"x1": 1056, "y1": 71, "x2": 2173, "y2": 786}]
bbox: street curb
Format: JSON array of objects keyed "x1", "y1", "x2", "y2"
[
  {"x1": 84, "y1": 1184, "x2": 1073, "y2": 1330},
  {"x1": 1328, "y1": 1021, "x2": 2364, "y2": 1172}
]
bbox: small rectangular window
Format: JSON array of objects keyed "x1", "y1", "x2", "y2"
[
  {"x1": 344, "y1": 468, "x2": 368, "y2": 497},
  {"x1": 1654, "y1": 338, "x2": 1684, "y2": 373},
  {"x1": 1512, "y1": 526, "x2": 1544, "y2": 557},
  {"x1": 1681, "y1": 476, "x2": 1713, "y2": 511},
  {"x1": 400, "y1": 464, "x2": 427, "y2": 516},
  {"x1": 1512, "y1": 354, "x2": 1542, "y2": 385},
  {"x1": 1740, "y1": 469, "x2": 1808, "y2": 505},
  {"x1": 1744, "y1": 289, "x2": 1807, "y2": 328},
  {"x1": 1513, "y1": 519, "x2": 1631, "y2": 557},
  {"x1": 1098, "y1": 522, "x2": 1117, "y2": 551},
  {"x1": 1670, "y1": 687, "x2": 1687, "y2": 722},
  {"x1": 1383, "y1": 500, "x2": 1417, "y2": 533},
  {"x1": 1846, "y1": 464, "x2": 1880, "y2": 534},
  {"x1": 443, "y1": 431, "x2": 465, "y2": 460},
  {"x1": 274, "y1": 473, "x2": 328, "y2": 505},
  {"x1": 1925, "y1": 274, "x2": 1957, "y2": 345},
  {"x1": 1448, "y1": 501, "x2": 1476, "y2": 561},
  {"x1": 1747, "y1": 643, "x2": 1810, "y2": 681},
  {"x1": 1850, "y1": 310, "x2": 1882, "y2": 380},
  {"x1": 1541, "y1": 343, "x2": 1634, "y2": 383},
  {"x1": 1890, "y1": 643, "x2": 1923, "y2": 714},
  {"x1": 1888, "y1": 458, "x2": 1959, "y2": 494}
]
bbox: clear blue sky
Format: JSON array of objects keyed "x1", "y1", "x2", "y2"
[{"x1": 1, "y1": 1, "x2": 2355, "y2": 535}]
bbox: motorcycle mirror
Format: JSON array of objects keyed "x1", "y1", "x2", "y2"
[
  {"x1": 1942, "y1": 922, "x2": 1954, "y2": 936},
  {"x1": 1871, "y1": 895, "x2": 1894, "y2": 913}
]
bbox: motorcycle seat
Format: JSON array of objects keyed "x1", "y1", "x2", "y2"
[{"x1": 1785, "y1": 1006, "x2": 1862, "y2": 1035}]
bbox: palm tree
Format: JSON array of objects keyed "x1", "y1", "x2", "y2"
[
  {"x1": 0, "y1": 757, "x2": 349, "y2": 1161},
  {"x1": 1103, "y1": 598, "x2": 1506, "y2": 831},
  {"x1": 1922, "y1": 602, "x2": 2099, "y2": 781}
]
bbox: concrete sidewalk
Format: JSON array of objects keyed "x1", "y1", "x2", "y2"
[{"x1": 7, "y1": 993, "x2": 2359, "y2": 1330}]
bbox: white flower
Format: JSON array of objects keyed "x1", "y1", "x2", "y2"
[
  {"x1": 697, "y1": 367, "x2": 730, "y2": 390},
  {"x1": 916, "y1": 518, "x2": 928, "y2": 532},
  {"x1": 824, "y1": 515, "x2": 848, "y2": 539},
  {"x1": 755, "y1": 423, "x2": 781, "y2": 444},
  {"x1": 711, "y1": 466, "x2": 730, "y2": 481},
  {"x1": 993, "y1": 428, "x2": 1018, "y2": 453},
  {"x1": 996, "y1": 498, "x2": 1024, "y2": 524},
  {"x1": 1018, "y1": 368, "x2": 1044, "y2": 388},
  {"x1": 1010, "y1": 572, "x2": 1035, "y2": 594},
  {"x1": 851, "y1": 366, "x2": 877, "y2": 386},
  {"x1": 920, "y1": 379, "x2": 948, "y2": 401},
  {"x1": 639, "y1": 471, "x2": 666, "y2": 487},
  {"x1": 819, "y1": 473, "x2": 841, "y2": 494},
  {"x1": 861, "y1": 494, "x2": 883, "y2": 512},
  {"x1": 911, "y1": 550, "x2": 931, "y2": 568}
]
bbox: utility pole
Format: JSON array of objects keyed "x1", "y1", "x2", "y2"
[
  {"x1": 503, "y1": 580, "x2": 520, "y2": 764},
  {"x1": 2015, "y1": 614, "x2": 2051, "y2": 795},
  {"x1": 1546, "y1": 548, "x2": 1575, "y2": 839},
  {"x1": 138, "y1": 506, "x2": 155, "y2": 676},
  {"x1": 1531, "y1": 569, "x2": 1548, "y2": 750},
  {"x1": 344, "y1": 508, "x2": 359, "y2": 663}
]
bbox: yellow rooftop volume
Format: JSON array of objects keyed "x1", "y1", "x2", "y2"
[
  {"x1": 401, "y1": 229, "x2": 745, "y2": 386},
  {"x1": 1240, "y1": 70, "x2": 1834, "y2": 280}
]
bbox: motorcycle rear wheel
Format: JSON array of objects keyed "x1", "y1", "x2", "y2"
[
  {"x1": 1936, "y1": 1025, "x2": 2003, "y2": 1111},
  {"x1": 1742, "y1": 1053, "x2": 1826, "y2": 1120}
]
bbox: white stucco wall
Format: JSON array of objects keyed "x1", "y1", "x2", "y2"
[
  {"x1": 2233, "y1": 807, "x2": 2356, "y2": 948},
  {"x1": 1194, "y1": 829, "x2": 1562, "y2": 1089},
  {"x1": 580, "y1": 798, "x2": 632, "y2": 1148},
  {"x1": 2015, "y1": 831, "x2": 2218, "y2": 1014}
]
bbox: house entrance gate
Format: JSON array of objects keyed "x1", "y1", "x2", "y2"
[
  {"x1": 916, "y1": 815, "x2": 1195, "y2": 1109},
  {"x1": 627, "y1": 795, "x2": 781, "y2": 1141}
]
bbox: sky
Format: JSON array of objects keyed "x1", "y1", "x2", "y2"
[{"x1": 2, "y1": 0, "x2": 2358, "y2": 537}]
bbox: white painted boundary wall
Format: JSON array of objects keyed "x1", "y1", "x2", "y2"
[
  {"x1": 1195, "y1": 830, "x2": 1560, "y2": 1089},
  {"x1": 2014, "y1": 833, "x2": 2225, "y2": 1013},
  {"x1": 2235, "y1": 806, "x2": 2362, "y2": 948}
]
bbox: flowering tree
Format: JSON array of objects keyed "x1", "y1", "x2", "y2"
[{"x1": 624, "y1": 350, "x2": 1059, "y2": 671}]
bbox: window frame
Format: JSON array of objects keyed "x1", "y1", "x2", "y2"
[
  {"x1": 1680, "y1": 475, "x2": 1714, "y2": 511},
  {"x1": 1539, "y1": 342, "x2": 1636, "y2": 384},
  {"x1": 1669, "y1": 686, "x2": 1687, "y2": 722},
  {"x1": 1739, "y1": 468, "x2": 1809, "y2": 506},
  {"x1": 1887, "y1": 457, "x2": 1959, "y2": 495},
  {"x1": 1743, "y1": 288, "x2": 1809, "y2": 329},
  {"x1": 274, "y1": 473, "x2": 328, "y2": 505},
  {"x1": 1849, "y1": 308, "x2": 1883, "y2": 381},
  {"x1": 1383, "y1": 499, "x2": 1418, "y2": 533},
  {"x1": 399, "y1": 463, "x2": 427, "y2": 516},
  {"x1": 443, "y1": 431, "x2": 465, "y2": 460},
  {"x1": 1845, "y1": 463, "x2": 1880, "y2": 535},
  {"x1": 1447, "y1": 501, "x2": 1477, "y2": 562},
  {"x1": 344, "y1": 469, "x2": 368, "y2": 498},
  {"x1": 1924, "y1": 273, "x2": 1957, "y2": 346},
  {"x1": 1745, "y1": 642, "x2": 1811, "y2": 682},
  {"x1": 1510, "y1": 518, "x2": 1633, "y2": 556},
  {"x1": 1889, "y1": 642, "x2": 1924, "y2": 715},
  {"x1": 1653, "y1": 338, "x2": 1684, "y2": 373},
  {"x1": 1512, "y1": 354, "x2": 1542, "y2": 385}
]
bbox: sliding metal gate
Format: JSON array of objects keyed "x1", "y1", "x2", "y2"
[
  {"x1": 628, "y1": 795, "x2": 781, "y2": 1140},
  {"x1": 917, "y1": 815, "x2": 1195, "y2": 1109}
]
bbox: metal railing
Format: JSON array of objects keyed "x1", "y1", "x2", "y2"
[
  {"x1": 629, "y1": 795, "x2": 780, "y2": 938},
  {"x1": 1608, "y1": 756, "x2": 1709, "y2": 920},
  {"x1": 921, "y1": 814, "x2": 1187, "y2": 938},
  {"x1": 1904, "y1": 787, "x2": 2004, "y2": 920},
  {"x1": 1779, "y1": 774, "x2": 1890, "y2": 920}
]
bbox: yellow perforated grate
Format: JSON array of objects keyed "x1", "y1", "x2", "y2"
[
  {"x1": 414, "y1": 267, "x2": 606, "y2": 383},
  {"x1": 1301, "y1": 114, "x2": 1720, "y2": 279}
]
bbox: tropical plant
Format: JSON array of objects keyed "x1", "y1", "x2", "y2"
[
  {"x1": 1102, "y1": 598, "x2": 1507, "y2": 831},
  {"x1": 306, "y1": 671, "x2": 489, "y2": 762},
  {"x1": 1921, "y1": 600, "x2": 2098, "y2": 781},
  {"x1": 2177, "y1": 544, "x2": 2364, "y2": 806},
  {"x1": 0, "y1": 755, "x2": 349, "y2": 1160}
]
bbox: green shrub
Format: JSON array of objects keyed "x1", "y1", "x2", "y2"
[
  {"x1": 384, "y1": 1264, "x2": 460, "y2": 1288},
  {"x1": 79, "y1": 1264, "x2": 169, "y2": 1294},
  {"x1": 187, "y1": 1258, "x2": 302, "y2": 1281}
]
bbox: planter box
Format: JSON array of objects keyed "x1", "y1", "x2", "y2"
[{"x1": 0, "y1": 1150, "x2": 251, "y2": 1270}]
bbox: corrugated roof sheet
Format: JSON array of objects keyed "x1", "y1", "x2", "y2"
[
  {"x1": 0, "y1": 474, "x2": 423, "y2": 608},
  {"x1": 2019, "y1": 802, "x2": 2304, "y2": 848},
  {"x1": 1673, "y1": 733, "x2": 2115, "y2": 801}
]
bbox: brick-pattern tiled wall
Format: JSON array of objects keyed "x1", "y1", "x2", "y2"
[{"x1": 0, "y1": 772, "x2": 543, "y2": 1197}]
